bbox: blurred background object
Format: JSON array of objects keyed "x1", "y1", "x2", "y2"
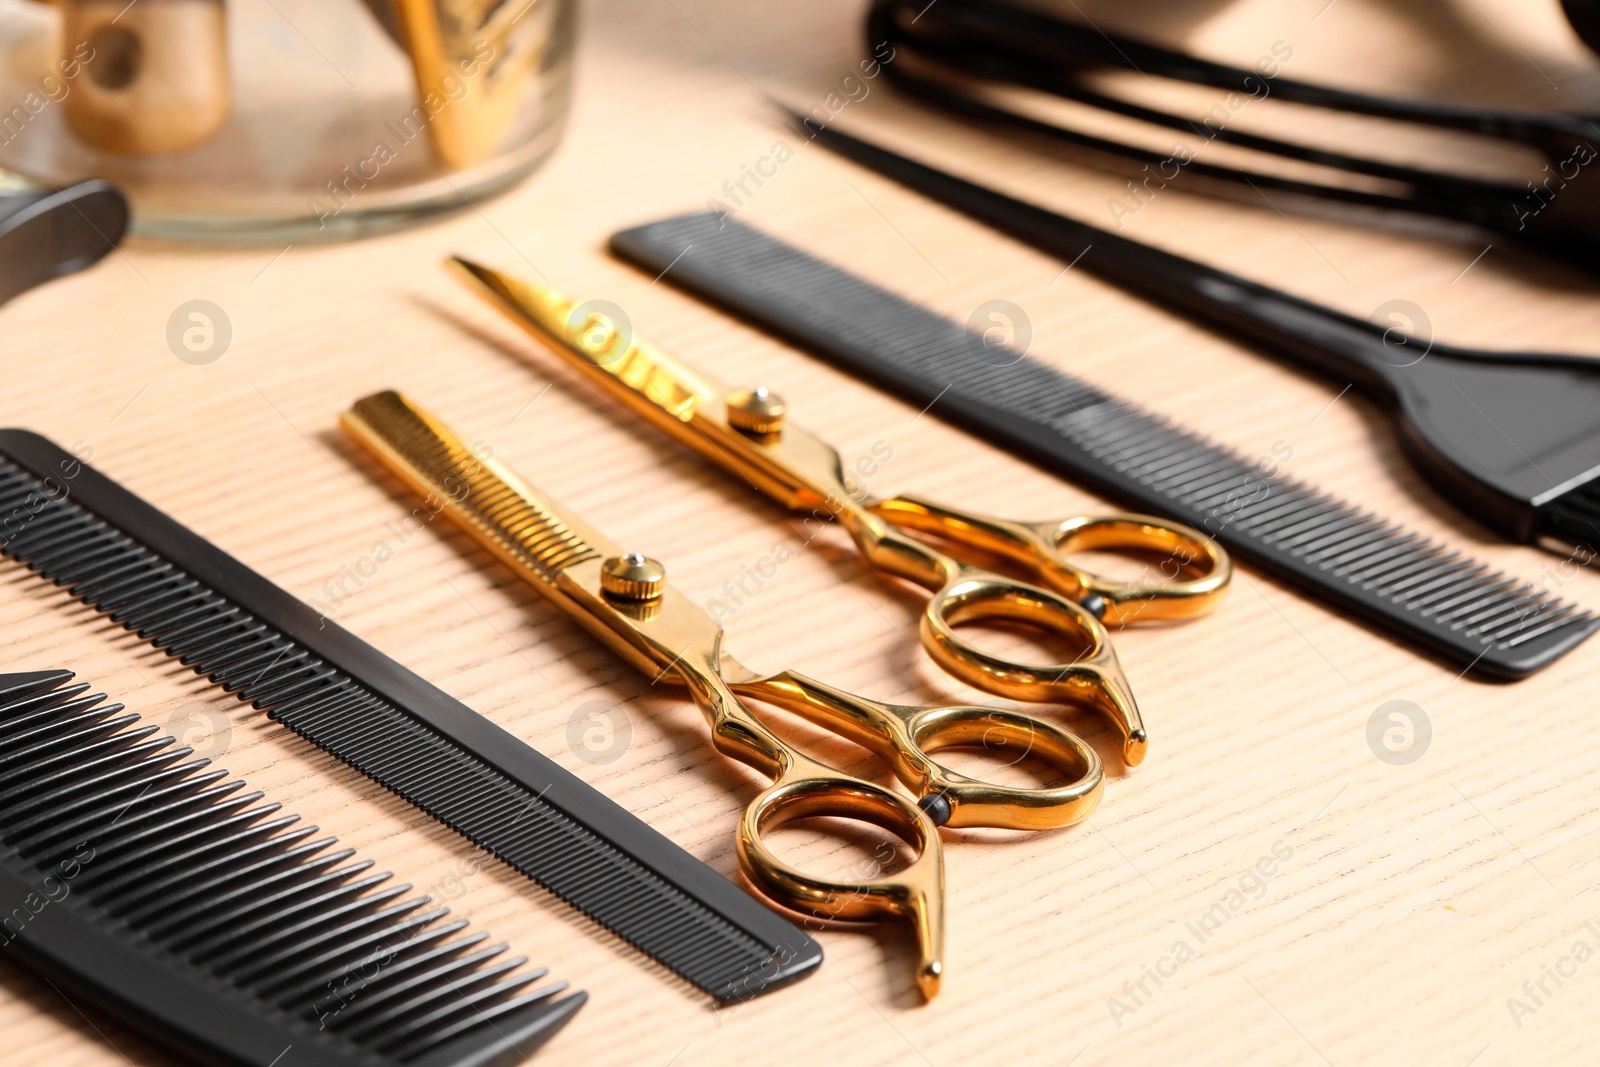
[
  {"x1": 61, "y1": 0, "x2": 230, "y2": 156},
  {"x1": 1565, "y1": 0, "x2": 1600, "y2": 56},
  {"x1": 869, "y1": 0, "x2": 1600, "y2": 272},
  {"x1": 0, "y1": 0, "x2": 574, "y2": 242},
  {"x1": 0, "y1": 171, "x2": 125, "y2": 305}
]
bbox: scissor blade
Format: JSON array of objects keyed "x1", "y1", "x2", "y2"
[
  {"x1": 450, "y1": 258, "x2": 859, "y2": 516},
  {"x1": 449, "y1": 256, "x2": 726, "y2": 431},
  {"x1": 342, "y1": 390, "x2": 617, "y2": 586}
]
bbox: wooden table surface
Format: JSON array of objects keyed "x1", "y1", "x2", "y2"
[{"x1": 6, "y1": 0, "x2": 1600, "y2": 1064}]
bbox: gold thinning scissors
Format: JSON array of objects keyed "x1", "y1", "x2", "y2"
[
  {"x1": 344, "y1": 391, "x2": 1114, "y2": 999},
  {"x1": 448, "y1": 259, "x2": 1231, "y2": 767}
]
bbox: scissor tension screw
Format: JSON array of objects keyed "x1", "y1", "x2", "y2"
[
  {"x1": 601, "y1": 553, "x2": 666, "y2": 601},
  {"x1": 725, "y1": 386, "x2": 786, "y2": 435}
]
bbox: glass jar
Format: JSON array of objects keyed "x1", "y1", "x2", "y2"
[{"x1": 0, "y1": 0, "x2": 575, "y2": 242}]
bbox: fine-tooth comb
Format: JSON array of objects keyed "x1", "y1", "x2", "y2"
[
  {"x1": 0, "y1": 429, "x2": 821, "y2": 1004},
  {"x1": 608, "y1": 212, "x2": 1600, "y2": 679},
  {"x1": 0, "y1": 669, "x2": 584, "y2": 1066}
]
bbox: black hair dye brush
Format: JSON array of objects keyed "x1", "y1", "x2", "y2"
[{"x1": 792, "y1": 114, "x2": 1600, "y2": 557}]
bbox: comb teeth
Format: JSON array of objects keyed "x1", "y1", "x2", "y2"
[
  {"x1": 0, "y1": 670, "x2": 584, "y2": 1066},
  {"x1": 1047, "y1": 403, "x2": 1596, "y2": 653},
  {"x1": 0, "y1": 432, "x2": 822, "y2": 1004},
  {"x1": 348, "y1": 391, "x2": 599, "y2": 582},
  {"x1": 610, "y1": 213, "x2": 1600, "y2": 678}
]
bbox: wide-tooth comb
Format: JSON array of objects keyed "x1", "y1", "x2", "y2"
[
  {"x1": 0, "y1": 428, "x2": 822, "y2": 1004},
  {"x1": 342, "y1": 391, "x2": 601, "y2": 585},
  {"x1": 0, "y1": 669, "x2": 584, "y2": 1066}
]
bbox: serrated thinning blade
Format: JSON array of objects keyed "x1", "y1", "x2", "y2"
[{"x1": 343, "y1": 390, "x2": 607, "y2": 584}]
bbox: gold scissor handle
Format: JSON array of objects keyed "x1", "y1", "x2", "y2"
[
  {"x1": 873, "y1": 496, "x2": 1231, "y2": 625},
  {"x1": 738, "y1": 763, "x2": 945, "y2": 1000},
  {"x1": 920, "y1": 568, "x2": 1149, "y2": 766},
  {"x1": 676, "y1": 661, "x2": 946, "y2": 1000},
  {"x1": 736, "y1": 671, "x2": 1103, "y2": 832}
]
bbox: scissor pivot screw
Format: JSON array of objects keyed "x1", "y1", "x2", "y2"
[
  {"x1": 725, "y1": 386, "x2": 786, "y2": 435},
  {"x1": 917, "y1": 792, "x2": 952, "y2": 827},
  {"x1": 601, "y1": 553, "x2": 666, "y2": 601}
]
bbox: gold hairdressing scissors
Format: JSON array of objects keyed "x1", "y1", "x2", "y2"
[
  {"x1": 344, "y1": 391, "x2": 1112, "y2": 1000},
  {"x1": 448, "y1": 259, "x2": 1231, "y2": 767}
]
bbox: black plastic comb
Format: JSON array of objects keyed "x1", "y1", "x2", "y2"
[
  {"x1": 610, "y1": 212, "x2": 1599, "y2": 679},
  {"x1": 0, "y1": 669, "x2": 583, "y2": 1066},
  {"x1": 0, "y1": 430, "x2": 821, "y2": 1004}
]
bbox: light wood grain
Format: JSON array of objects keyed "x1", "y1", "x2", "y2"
[{"x1": 4, "y1": 0, "x2": 1600, "y2": 1064}]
